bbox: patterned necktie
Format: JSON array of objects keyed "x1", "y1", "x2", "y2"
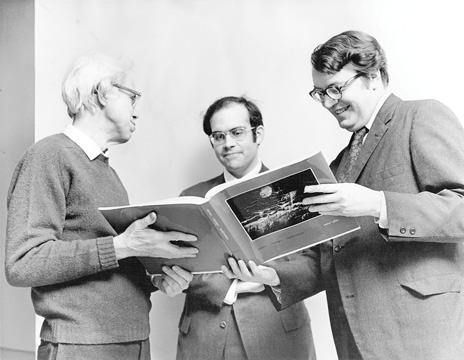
[{"x1": 337, "y1": 126, "x2": 368, "y2": 183}]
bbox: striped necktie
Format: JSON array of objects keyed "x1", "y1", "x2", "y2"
[{"x1": 337, "y1": 126, "x2": 368, "y2": 183}]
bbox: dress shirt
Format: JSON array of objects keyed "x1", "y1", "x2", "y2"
[{"x1": 63, "y1": 124, "x2": 106, "y2": 160}]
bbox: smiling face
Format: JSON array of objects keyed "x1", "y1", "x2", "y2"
[
  {"x1": 210, "y1": 103, "x2": 264, "y2": 178},
  {"x1": 312, "y1": 66, "x2": 384, "y2": 132}
]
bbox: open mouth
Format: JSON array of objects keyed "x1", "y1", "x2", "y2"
[{"x1": 334, "y1": 105, "x2": 350, "y2": 116}]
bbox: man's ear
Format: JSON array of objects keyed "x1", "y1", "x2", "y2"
[
  {"x1": 96, "y1": 89, "x2": 108, "y2": 107},
  {"x1": 255, "y1": 125, "x2": 265, "y2": 145},
  {"x1": 368, "y1": 70, "x2": 382, "y2": 90}
]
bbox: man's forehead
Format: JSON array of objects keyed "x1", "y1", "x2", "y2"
[
  {"x1": 211, "y1": 104, "x2": 251, "y2": 129},
  {"x1": 312, "y1": 66, "x2": 355, "y2": 88}
]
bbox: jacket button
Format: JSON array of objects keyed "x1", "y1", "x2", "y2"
[
  {"x1": 220, "y1": 321, "x2": 226, "y2": 329},
  {"x1": 400, "y1": 226, "x2": 406, "y2": 234},
  {"x1": 410, "y1": 227, "x2": 416, "y2": 235},
  {"x1": 334, "y1": 245, "x2": 341, "y2": 252}
]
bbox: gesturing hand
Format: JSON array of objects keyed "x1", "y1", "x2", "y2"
[
  {"x1": 114, "y1": 212, "x2": 198, "y2": 260},
  {"x1": 221, "y1": 258, "x2": 280, "y2": 287}
]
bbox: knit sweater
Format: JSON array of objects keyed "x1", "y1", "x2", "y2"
[{"x1": 6, "y1": 134, "x2": 153, "y2": 344}]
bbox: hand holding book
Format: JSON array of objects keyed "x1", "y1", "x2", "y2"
[
  {"x1": 303, "y1": 183, "x2": 383, "y2": 218},
  {"x1": 151, "y1": 265, "x2": 193, "y2": 297},
  {"x1": 113, "y1": 212, "x2": 198, "y2": 261},
  {"x1": 221, "y1": 258, "x2": 280, "y2": 287}
]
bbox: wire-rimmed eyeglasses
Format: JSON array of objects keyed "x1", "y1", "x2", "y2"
[
  {"x1": 309, "y1": 73, "x2": 364, "y2": 103},
  {"x1": 113, "y1": 83, "x2": 142, "y2": 107},
  {"x1": 209, "y1": 127, "x2": 256, "y2": 146}
]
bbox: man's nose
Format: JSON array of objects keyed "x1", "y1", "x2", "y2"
[
  {"x1": 321, "y1": 96, "x2": 338, "y2": 109},
  {"x1": 223, "y1": 133, "x2": 236, "y2": 147}
]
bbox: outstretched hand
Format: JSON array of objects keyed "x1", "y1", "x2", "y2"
[
  {"x1": 114, "y1": 212, "x2": 198, "y2": 260},
  {"x1": 221, "y1": 258, "x2": 280, "y2": 287}
]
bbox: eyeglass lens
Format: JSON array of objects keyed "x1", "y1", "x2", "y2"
[{"x1": 210, "y1": 127, "x2": 254, "y2": 144}]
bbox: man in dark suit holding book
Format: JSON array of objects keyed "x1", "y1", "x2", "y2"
[
  {"x1": 176, "y1": 96, "x2": 316, "y2": 360},
  {"x1": 223, "y1": 30, "x2": 464, "y2": 360}
]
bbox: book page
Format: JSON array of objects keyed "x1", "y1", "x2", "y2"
[{"x1": 99, "y1": 196, "x2": 206, "y2": 211}]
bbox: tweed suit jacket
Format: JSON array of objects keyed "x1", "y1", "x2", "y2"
[
  {"x1": 271, "y1": 94, "x2": 464, "y2": 360},
  {"x1": 176, "y1": 165, "x2": 315, "y2": 360}
]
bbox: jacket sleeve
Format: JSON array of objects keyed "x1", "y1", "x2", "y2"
[
  {"x1": 265, "y1": 248, "x2": 324, "y2": 311},
  {"x1": 385, "y1": 100, "x2": 464, "y2": 243}
]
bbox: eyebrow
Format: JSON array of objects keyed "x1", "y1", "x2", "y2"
[
  {"x1": 313, "y1": 80, "x2": 343, "y2": 90},
  {"x1": 211, "y1": 126, "x2": 245, "y2": 133}
]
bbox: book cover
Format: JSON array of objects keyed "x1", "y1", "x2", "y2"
[{"x1": 99, "y1": 151, "x2": 360, "y2": 274}]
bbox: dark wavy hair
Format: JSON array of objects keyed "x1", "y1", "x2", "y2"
[
  {"x1": 202, "y1": 96, "x2": 264, "y2": 141},
  {"x1": 311, "y1": 30, "x2": 389, "y2": 86}
]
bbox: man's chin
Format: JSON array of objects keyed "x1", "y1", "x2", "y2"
[
  {"x1": 338, "y1": 119, "x2": 357, "y2": 132},
  {"x1": 120, "y1": 134, "x2": 132, "y2": 144},
  {"x1": 224, "y1": 162, "x2": 243, "y2": 174}
]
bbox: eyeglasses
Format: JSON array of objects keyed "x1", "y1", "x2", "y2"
[
  {"x1": 113, "y1": 83, "x2": 142, "y2": 107},
  {"x1": 309, "y1": 73, "x2": 364, "y2": 103},
  {"x1": 209, "y1": 127, "x2": 256, "y2": 146}
]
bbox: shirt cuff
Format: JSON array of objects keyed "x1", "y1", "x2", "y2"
[
  {"x1": 375, "y1": 191, "x2": 388, "y2": 229},
  {"x1": 223, "y1": 279, "x2": 239, "y2": 305}
]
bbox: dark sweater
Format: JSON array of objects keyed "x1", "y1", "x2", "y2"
[{"x1": 6, "y1": 134, "x2": 153, "y2": 344}]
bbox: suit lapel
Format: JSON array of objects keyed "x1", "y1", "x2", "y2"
[{"x1": 345, "y1": 94, "x2": 399, "y2": 183}]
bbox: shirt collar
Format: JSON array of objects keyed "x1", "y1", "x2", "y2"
[
  {"x1": 63, "y1": 124, "x2": 106, "y2": 161},
  {"x1": 365, "y1": 90, "x2": 392, "y2": 131},
  {"x1": 223, "y1": 159, "x2": 262, "y2": 183}
]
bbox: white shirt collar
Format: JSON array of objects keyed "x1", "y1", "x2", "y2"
[
  {"x1": 223, "y1": 159, "x2": 262, "y2": 183},
  {"x1": 365, "y1": 90, "x2": 392, "y2": 131},
  {"x1": 63, "y1": 124, "x2": 106, "y2": 161}
]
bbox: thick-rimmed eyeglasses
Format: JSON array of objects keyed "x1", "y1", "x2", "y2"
[
  {"x1": 113, "y1": 83, "x2": 142, "y2": 107},
  {"x1": 209, "y1": 127, "x2": 256, "y2": 146},
  {"x1": 309, "y1": 73, "x2": 364, "y2": 103}
]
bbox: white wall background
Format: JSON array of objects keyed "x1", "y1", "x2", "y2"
[{"x1": 32, "y1": 0, "x2": 464, "y2": 359}]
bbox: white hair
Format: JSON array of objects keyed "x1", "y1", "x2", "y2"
[{"x1": 61, "y1": 53, "x2": 133, "y2": 119}]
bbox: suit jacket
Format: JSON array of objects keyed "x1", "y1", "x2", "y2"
[
  {"x1": 271, "y1": 94, "x2": 464, "y2": 360},
  {"x1": 176, "y1": 165, "x2": 316, "y2": 360}
]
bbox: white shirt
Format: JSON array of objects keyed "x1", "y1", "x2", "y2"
[{"x1": 63, "y1": 124, "x2": 106, "y2": 160}]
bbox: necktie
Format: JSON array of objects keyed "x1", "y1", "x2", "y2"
[{"x1": 337, "y1": 126, "x2": 368, "y2": 183}]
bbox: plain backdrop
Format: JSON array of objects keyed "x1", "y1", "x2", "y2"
[{"x1": 3, "y1": 0, "x2": 464, "y2": 359}]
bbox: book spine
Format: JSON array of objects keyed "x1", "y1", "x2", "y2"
[{"x1": 200, "y1": 202, "x2": 242, "y2": 257}]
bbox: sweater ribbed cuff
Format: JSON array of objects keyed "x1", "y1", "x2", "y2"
[{"x1": 96, "y1": 236, "x2": 119, "y2": 271}]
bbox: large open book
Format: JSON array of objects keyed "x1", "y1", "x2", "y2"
[{"x1": 100, "y1": 151, "x2": 359, "y2": 274}]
